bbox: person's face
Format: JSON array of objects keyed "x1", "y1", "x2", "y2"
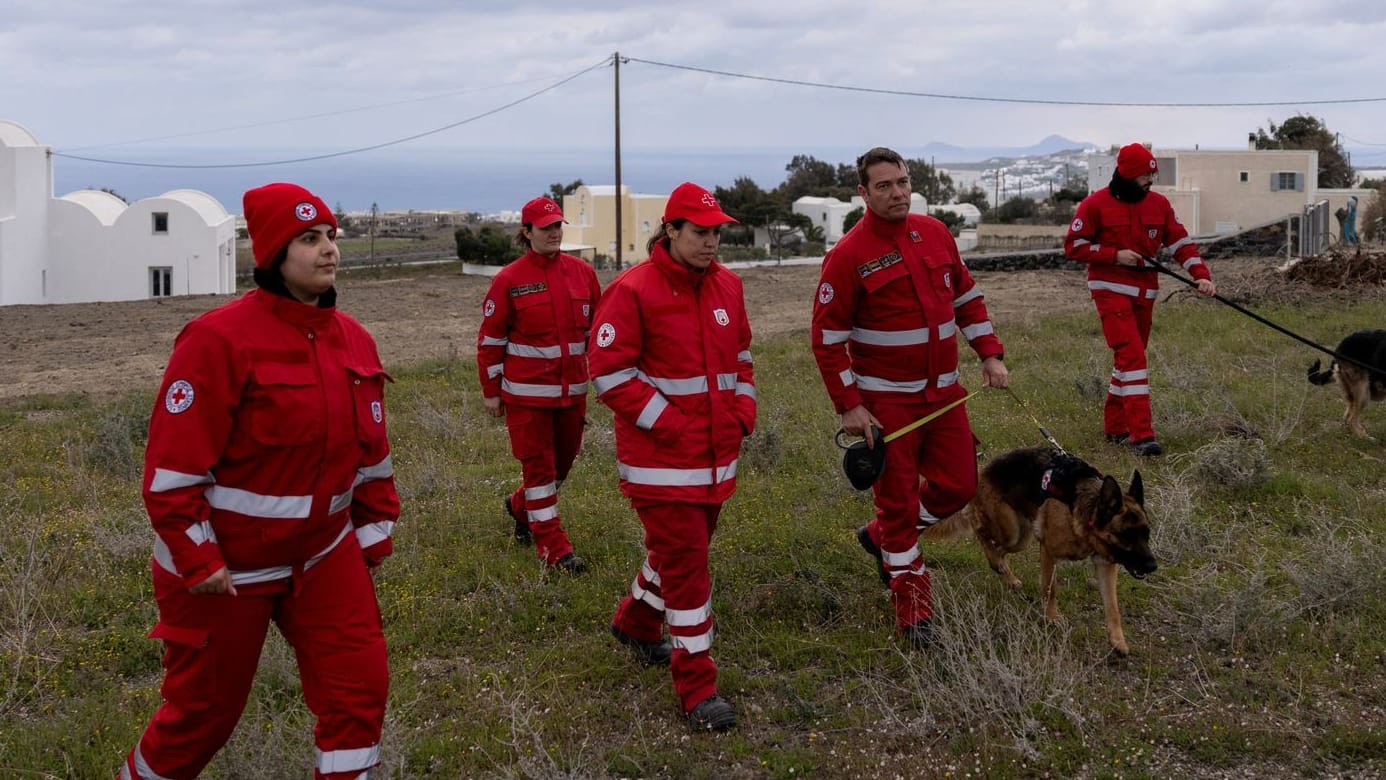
[
  {"x1": 666, "y1": 222, "x2": 722, "y2": 270},
  {"x1": 526, "y1": 221, "x2": 563, "y2": 256},
  {"x1": 280, "y1": 225, "x2": 338, "y2": 304},
  {"x1": 1134, "y1": 172, "x2": 1157, "y2": 191},
  {"x1": 859, "y1": 161, "x2": 912, "y2": 222}
]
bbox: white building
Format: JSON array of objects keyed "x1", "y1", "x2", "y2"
[
  {"x1": 792, "y1": 192, "x2": 929, "y2": 246},
  {"x1": 0, "y1": 119, "x2": 235, "y2": 306}
]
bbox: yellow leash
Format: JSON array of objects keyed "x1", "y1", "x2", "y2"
[
  {"x1": 1002, "y1": 386, "x2": 1068, "y2": 453},
  {"x1": 880, "y1": 390, "x2": 981, "y2": 444}
]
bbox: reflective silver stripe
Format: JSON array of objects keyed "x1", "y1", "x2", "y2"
[
  {"x1": 486, "y1": 363, "x2": 503, "y2": 379},
  {"x1": 1145, "y1": 288, "x2": 1158, "y2": 299},
  {"x1": 152, "y1": 536, "x2": 178, "y2": 575},
  {"x1": 617, "y1": 459, "x2": 738, "y2": 486},
  {"x1": 735, "y1": 382, "x2": 756, "y2": 398},
  {"x1": 206, "y1": 485, "x2": 311, "y2": 519},
  {"x1": 593, "y1": 367, "x2": 639, "y2": 394},
  {"x1": 328, "y1": 489, "x2": 354, "y2": 515},
  {"x1": 355, "y1": 454, "x2": 393, "y2": 485},
  {"x1": 716, "y1": 373, "x2": 738, "y2": 391},
  {"x1": 937, "y1": 320, "x2": 958, "y2": 339},
  {"x1": 1071, "y1": 238, "x2": 1092, "y2": 248},
  {"x1": 856, "y1": 375, "x2": 927, "y2": 392},
  {"x1": 304, "y1": 523, "x2": 352, "y2": 570},
  {"x1": 1182, "y1": 257, "x2": 1205, "y2": 271},
  {"x1": 150, "y1": 468, "x2": 213, "y2": 493},
  {"x1": 132, "y1": 744, "x2": 176, "y2": 780},
  {"x1": 1088, "y1": 280, "x2": 1142, "y2": 297},
  {"x1": 1108, "y1": 383, "x2": 1150, "y2": 397},
  {"x1": 839, "y1": 368, "x2": 855, "y2": 388},
  {"x1": 1111, "y1": 368, "x2": 1149, "y2": 381},
  {"x1": 507, "y1": 343, "x2": 562, "y2": 359},
  {"x1": 356, "y1": 521, "x2": 394, "y2": 549},
  {"x1": 632, "y1": 576, "x2": 665, "y2": 611},
  {"x1": 316, "y1": 744, "x2": 381, "y2": 773},
  {"x1": 952, "y1": 287, "x2": 982, "y2": 307},
  {"x1": 480, "y1": 336, "x2": 508, "y2": 347},
  {"x1": 821, "y1": 329, "x2": 851, "y2": 345},
  {"x1": 645, "y1": 374, "x2": 709, "y2": 396},
  {"x1": 525, "y1": 482, "x2": 557, "y2": 501},
  {"x1": 850, "y1": 326, "x2": 929, "y2": 346},
  {"x1": 641, "y1": 558, "x2": 660, "y2": 586},
  {"x1": 230, "y1": 564, "x2": 292, "y2": 585},
  {"x1": 937, "y1": 371, "x2": 959, "y2": 388},
  {"x1": 186, "y1": 520, "x2": 215, "y2": 545},
  {"x1": 918, "y1": 504, "x2": 940, "y2": 528},
  {"x1": 961, "y1": 321, "x2": 994, "y2": 341},
  {"x1": 568, "y1": 381, "x2": 588, "y2": 396},
  {"x1": 882, "y1": 545, "x2": 921, "y2": 567},
  {"x1": 501, "y1": 379, "x2": 563, "y2": 398},
  {"x1": 636, "y1": 393, "x2": 669, "y2": 430},
  {"x1": 527, "y1": 505, "x2": 558, "y2": 523},
  {"x1": 1169, "y1": 237, "x2": 1194, "y2": 251},
  {"x1": 737, "y1": 350, "x2": 753, "y2": 363},
  {"x1": 667, "y1": 600, "x2": 713, "y2": 627},
  {"x1": 569, "y1": 342, "x2": 587, "y2": 355},
  {"x1": 1088, "y1": 243, "x2": 1103, "y2": 252},
  {"x1": 672, "y1": 631, "x2": 712, "y2": 654}
]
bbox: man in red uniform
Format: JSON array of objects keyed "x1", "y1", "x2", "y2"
[
  {"x1": 590, "y1": 182, "x2": 754, "y2": 731},
  {"x1": 477, "y1": 196, "x2": 601, "y2": 573},
  {"x1": 121, "y1": 183, "x2": 399, "y2": 779},
  {"x1": 812, "y1": 147, "x2": 1008, "y2": 649},
  {"x1": 1065, "y1": 143, "x2": 1216, "y2": 456}
]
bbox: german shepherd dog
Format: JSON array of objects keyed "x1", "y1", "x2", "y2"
[
  {"x1": 1308, "y1": 329, "x2": 1386, "y2": 439},
  {"x1": 927, "y1": 446, "x2": 1155, "y2": 656}
]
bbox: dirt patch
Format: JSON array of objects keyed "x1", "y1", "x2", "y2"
[{"x1": 0, "y1": 256, "x2": 1293, "y2": 402}]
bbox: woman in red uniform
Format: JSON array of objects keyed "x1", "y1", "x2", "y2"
[
  {"x1": 589, "y1": 182, "x2": 755, "y2": 731},
  {"x1": 120, "y1": 183, "x2": 399, "y2": 780},
  {"x1": 477, "y1": 196, "x2": 601, "y2": 573}
]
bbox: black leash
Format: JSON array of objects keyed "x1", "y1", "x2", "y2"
[{"x1": 1142, "y1": 255, "x2": 1386, "y2": 381}]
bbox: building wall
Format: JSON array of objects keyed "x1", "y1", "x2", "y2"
[
  {"x1": 563, "y1": 185, "x2": 669, "y2": 264},
  {"x1": 0, "y1": 127, "x2": 52, "y2": 306}
]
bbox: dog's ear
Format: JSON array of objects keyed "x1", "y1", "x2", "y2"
[
  {"x1": 1097, "y1": 475, "x2": 1123, "y2": 522},
  {"x1": 1129, "y1": 470, "x2": 1144, "y2": 506}
]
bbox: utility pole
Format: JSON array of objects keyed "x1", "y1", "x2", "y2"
[
  {"x1": 613, "y1": 51, "x2": 623, "y2": 271},
  {"x1": 370, "y1": 202, "x2": 378, "y2": 264}
]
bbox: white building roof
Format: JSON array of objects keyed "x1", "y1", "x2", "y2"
[
  {"x1": 0, "y1": 119, "x2": 40, "y2": 147},
  {"x1": 161, "y1": 189, "x2": 231, "y2": 224},
  {"x1": 59, "y1": 190, "x2": 128, "y2": 226}
]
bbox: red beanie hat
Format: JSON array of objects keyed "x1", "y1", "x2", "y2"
[
  {"x1": 243, "y1": 182, "x2": 337, "y2": 269},
  {"x1": 663, "y1": 182, "x2": 739, "y2": 227},
  {"x1": 1116, "y1": 143, "x2": 1158, "y2": 180}
]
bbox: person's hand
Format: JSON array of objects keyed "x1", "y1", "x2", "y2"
[
  {"x1": 841, "y1": 405, "x2": 882, "y2": 447},
  {"x1": 981, "y1": 357, "x2": 1010, "y2": 389},
  {"x1": 189, "y1": 566, "x2": 237, "y2": 596},
  {"x1": 1115, "y1": 249, "x2": 1143, "y2": 267},
  {"x1": 483, "y1": 396, "x2": 503, "y2": 417},
  {"x1": 1195, "y1": 278, "x2": 1217, "y2": 296}
]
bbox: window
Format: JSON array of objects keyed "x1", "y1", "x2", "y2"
[
  {"x1": 152, "y1": 212, "x2": 169, "y2": 233},
  {"x1": 1271, "y1": 172, "x2": 1303, "y2": 191},
  {"x1": 1239, "y1": 171, "x2": 1249, "y2": 183},
  {"x1": 642, "y1": 220, "x2": 651, "y2": 233},
  {"x1": 150, "y1": 267, "x2": 172, "y2": 297}
]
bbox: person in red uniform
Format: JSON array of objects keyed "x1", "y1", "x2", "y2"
[
  {"x1": 590, "y1": 182, "x2": 754, "y2": 731},
  {"x1": 477, "y1": 196, "x2": 601, "y2": 573},
  {"x1": 119, "y1": 183, "x2": 399, "y2": 780},
  {"x1": 1064, "y1": 143, "x2": 1216, "y2": 456},
  {"x1": 811, "y1": 147, "x2": 1008, "y2": 649}
]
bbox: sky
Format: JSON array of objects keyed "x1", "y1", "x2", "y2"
[{"x1": 7, "y1": 0, "x2": 1386, "y2": 206}]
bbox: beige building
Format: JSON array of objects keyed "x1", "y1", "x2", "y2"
[
  {"x1": 1089, "y1": 140, "x2": 1374, "y2": 242},
  {"x1": 561, "y1": 184, "x2": 668, "y2": 265}
]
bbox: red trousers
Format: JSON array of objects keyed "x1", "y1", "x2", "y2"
[
  {"x1": 611, "y1": 501, "x2": 721, "y2": 713},
  {"x1": 863, "y1": 398, "x2": 977, "y2": 629},
  {"x1": 1093, "y1": 292, "x2": 1156, "y2": 442},
  {"x1": 505, "y1": 403, "x2": 585, "y2": 564},
  {"x1": 120, "y1": 535, "x2": 387, "y2": 780}
]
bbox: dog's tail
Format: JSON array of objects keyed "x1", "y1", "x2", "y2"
[
  {"x1": 923, "y1": 504, "x2": 974, "y2": 542},
  {"x1": 1308, "y1": 358, "x2": 1338, "y2": 385}
]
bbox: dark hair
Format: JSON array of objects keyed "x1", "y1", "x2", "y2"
[
  {"x1": 856, "y1": 147, "x2": 907, "y2": 187},
  {"x1": 646, "y1": 218, "x2": 689, "y2": 253},
  {"x1": 514, "y1": 223, "x2": 533, "y2": 249}
]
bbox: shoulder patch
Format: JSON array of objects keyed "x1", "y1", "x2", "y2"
[
  {"x1": 165, "y1": 380, "x2": 195, "y2": 414},
  {"x1": 483, "y1": 298, "x2": 496, "y2": 317},
  {"x1": 817, "y1": 282, "x2": 834, "y2": 305},
  {"x1": 596, "y1": 322, "x2": 616, "y2": 348}
]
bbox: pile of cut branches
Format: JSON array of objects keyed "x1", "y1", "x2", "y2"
[{"x1": 1283, "y1": 246, "x2": 1386, "y2": 287}]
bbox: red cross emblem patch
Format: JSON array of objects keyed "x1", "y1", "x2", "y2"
[
  {"x1": 165, "y1": 380, "x2": 195, "y2": 414},
  {"x1": 295, "y1": 202, "x2": 318, "y2": 221}
]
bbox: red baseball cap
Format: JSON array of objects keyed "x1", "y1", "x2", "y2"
[
  {"x1": 521, "y1": 196, "x2": 566, "y2": 228},
  {"x1": 243, "y1": 182, "x2": 336, "y2": 269},
  {"x1": 663, "y1": 182, "x2": 739, "y2": 227},
  {"x1": 1116, "y1": 143, "x2": 1158, "y2": 179}
]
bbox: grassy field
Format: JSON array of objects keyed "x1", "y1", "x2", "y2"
[{"x1": 3, "y1": 295, "x2": 1386, "y2": 778}]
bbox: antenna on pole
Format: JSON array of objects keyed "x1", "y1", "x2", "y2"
[{"x1": 613, "y1": 51, "x2": 623, "y2": 271}]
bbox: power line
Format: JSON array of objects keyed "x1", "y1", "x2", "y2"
[
  {"x1": 52, "y1": 55, "x2": 613, "y2": 169},
  {"x1": 626, "y1": 56, "x2": 1386, "y2": 108},
  {"x1": 1340, "y1": 133, "x2": 1386, "y2": 147}
]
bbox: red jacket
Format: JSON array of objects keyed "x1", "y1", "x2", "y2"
[
  {"x1": 1064, "y1": 187, "x2": 1210, "y2": 299},
  {"x1": 477, "y1": 250, "x2": 602, "y2": 407},
  {"x1": 812, "y1": 209, "x2": 1003, "y2": 414},
  {"x1": 143, "y1": 289, "x2": 399, "y2": 589},
  {"x1": 587, "y1": 243, "x2": 756, "y2": 504}
]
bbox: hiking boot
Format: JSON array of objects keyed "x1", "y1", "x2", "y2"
[
  {"x1": 505, "y1": 496, "x2": 532, "y2": 545},
  {"x1": 553, "y1": 553, "x2": 587, "y2": 575},
  {"x1": 1104, "y1": 432, "x2": 1130, "y2": 445},
  {"x1": 687, "y1": 695, "x2": 737, "y2": 731},
  {"x1": 1131, "y1": 438, "x2": 1164, "y2": 457},
  {"x1": 856, "y1": 525, "x2": 890, "y2": 588},
  {"x1": 903, "y1": 618, "x2": 938, "y2": 650},
  {"x1": 610, "y1": 624, "x2": 672, "y2": 666}
]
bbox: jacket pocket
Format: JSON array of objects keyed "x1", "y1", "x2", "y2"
[
  {"x1": 245, "y1": 362, "x2": 321, "y2": 445},
  {"x1": 512, "y1": 290, "x2": 556, "y2": 336},
  {"x1": 149, "y1": 622, "x2": 216, "y2": 706},
  {"x1": 346, "y1": 363, "x2": 392, "y2": 450},
  {"x1": 859, "y1": 259, "x2": 909, "y2": 294}
]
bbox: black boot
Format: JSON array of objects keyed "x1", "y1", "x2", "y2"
[
  {"x1": 856, "y1": 525, "x2": 891, "y2": 588},
  {"x1": 553, "y1": 553, "x2": 587, "y2": 575},
  {"x1": 610, "y1": 624, "x2": 672, "y2": 666},
  {"x1": 504, "y1": 496, "x2": 532, "y2": 545},
  {"x1": 903, "y1": 618, "x2": 938, "y2": 651},
  {"x1": 687, "y1": 695, "x2": 736, "y2": 731}
]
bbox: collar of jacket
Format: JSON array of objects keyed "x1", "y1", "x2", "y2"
[
  {"x1": 649, "y1": 240, "x2": 719, "y2": 289},
  {"x1": 862, "y1": 206, "x2": 910, "y2": 241},
  {"x1": 522, "y1": 249, "x2": 560, "y2": 268},
  {"x1": 247, "y1": 287, "x2": 337, "y2": 330}
]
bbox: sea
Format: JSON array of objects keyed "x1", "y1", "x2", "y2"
[{"x1": 51, "y1": 146, "x2": 856, "y2": 216}]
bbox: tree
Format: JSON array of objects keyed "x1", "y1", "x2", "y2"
[
  {"x1": 781, "y1": 154, "x2": 839, "y2": 201},
  {"x1": 455, "y1": 226, "x2": 521, "y2": 266},
  {"x1": 835, "y1": 162, "x2": 858, "y2": 189},
  {"x1": 842, "y1": 206, "x2": 865, "y2": 233},
  {"x1": 334, "y1": 202, "x2": 351, "y2": 230},
  {"x1": 905, "y1": 159, "x2": 956, "y2": 204},
  {"x1": 546, "y1": 179, "x2": 584, "y2": 203},
  {"x1": 1361, "y1": 185, "x2": 1386, "y2": 243},
  {"x1": 957, "y1": 186, "x2": 989, "y2": 213},
  {"x1": 992, "y1": 196, "x2": 1037, "y2": 224},
  {"x1": 1254, "y1": 115, "x2": 1354, "y2": 188},
  {"x1": 932, "y1": 209, "x2": 966, "y2": 235}
]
